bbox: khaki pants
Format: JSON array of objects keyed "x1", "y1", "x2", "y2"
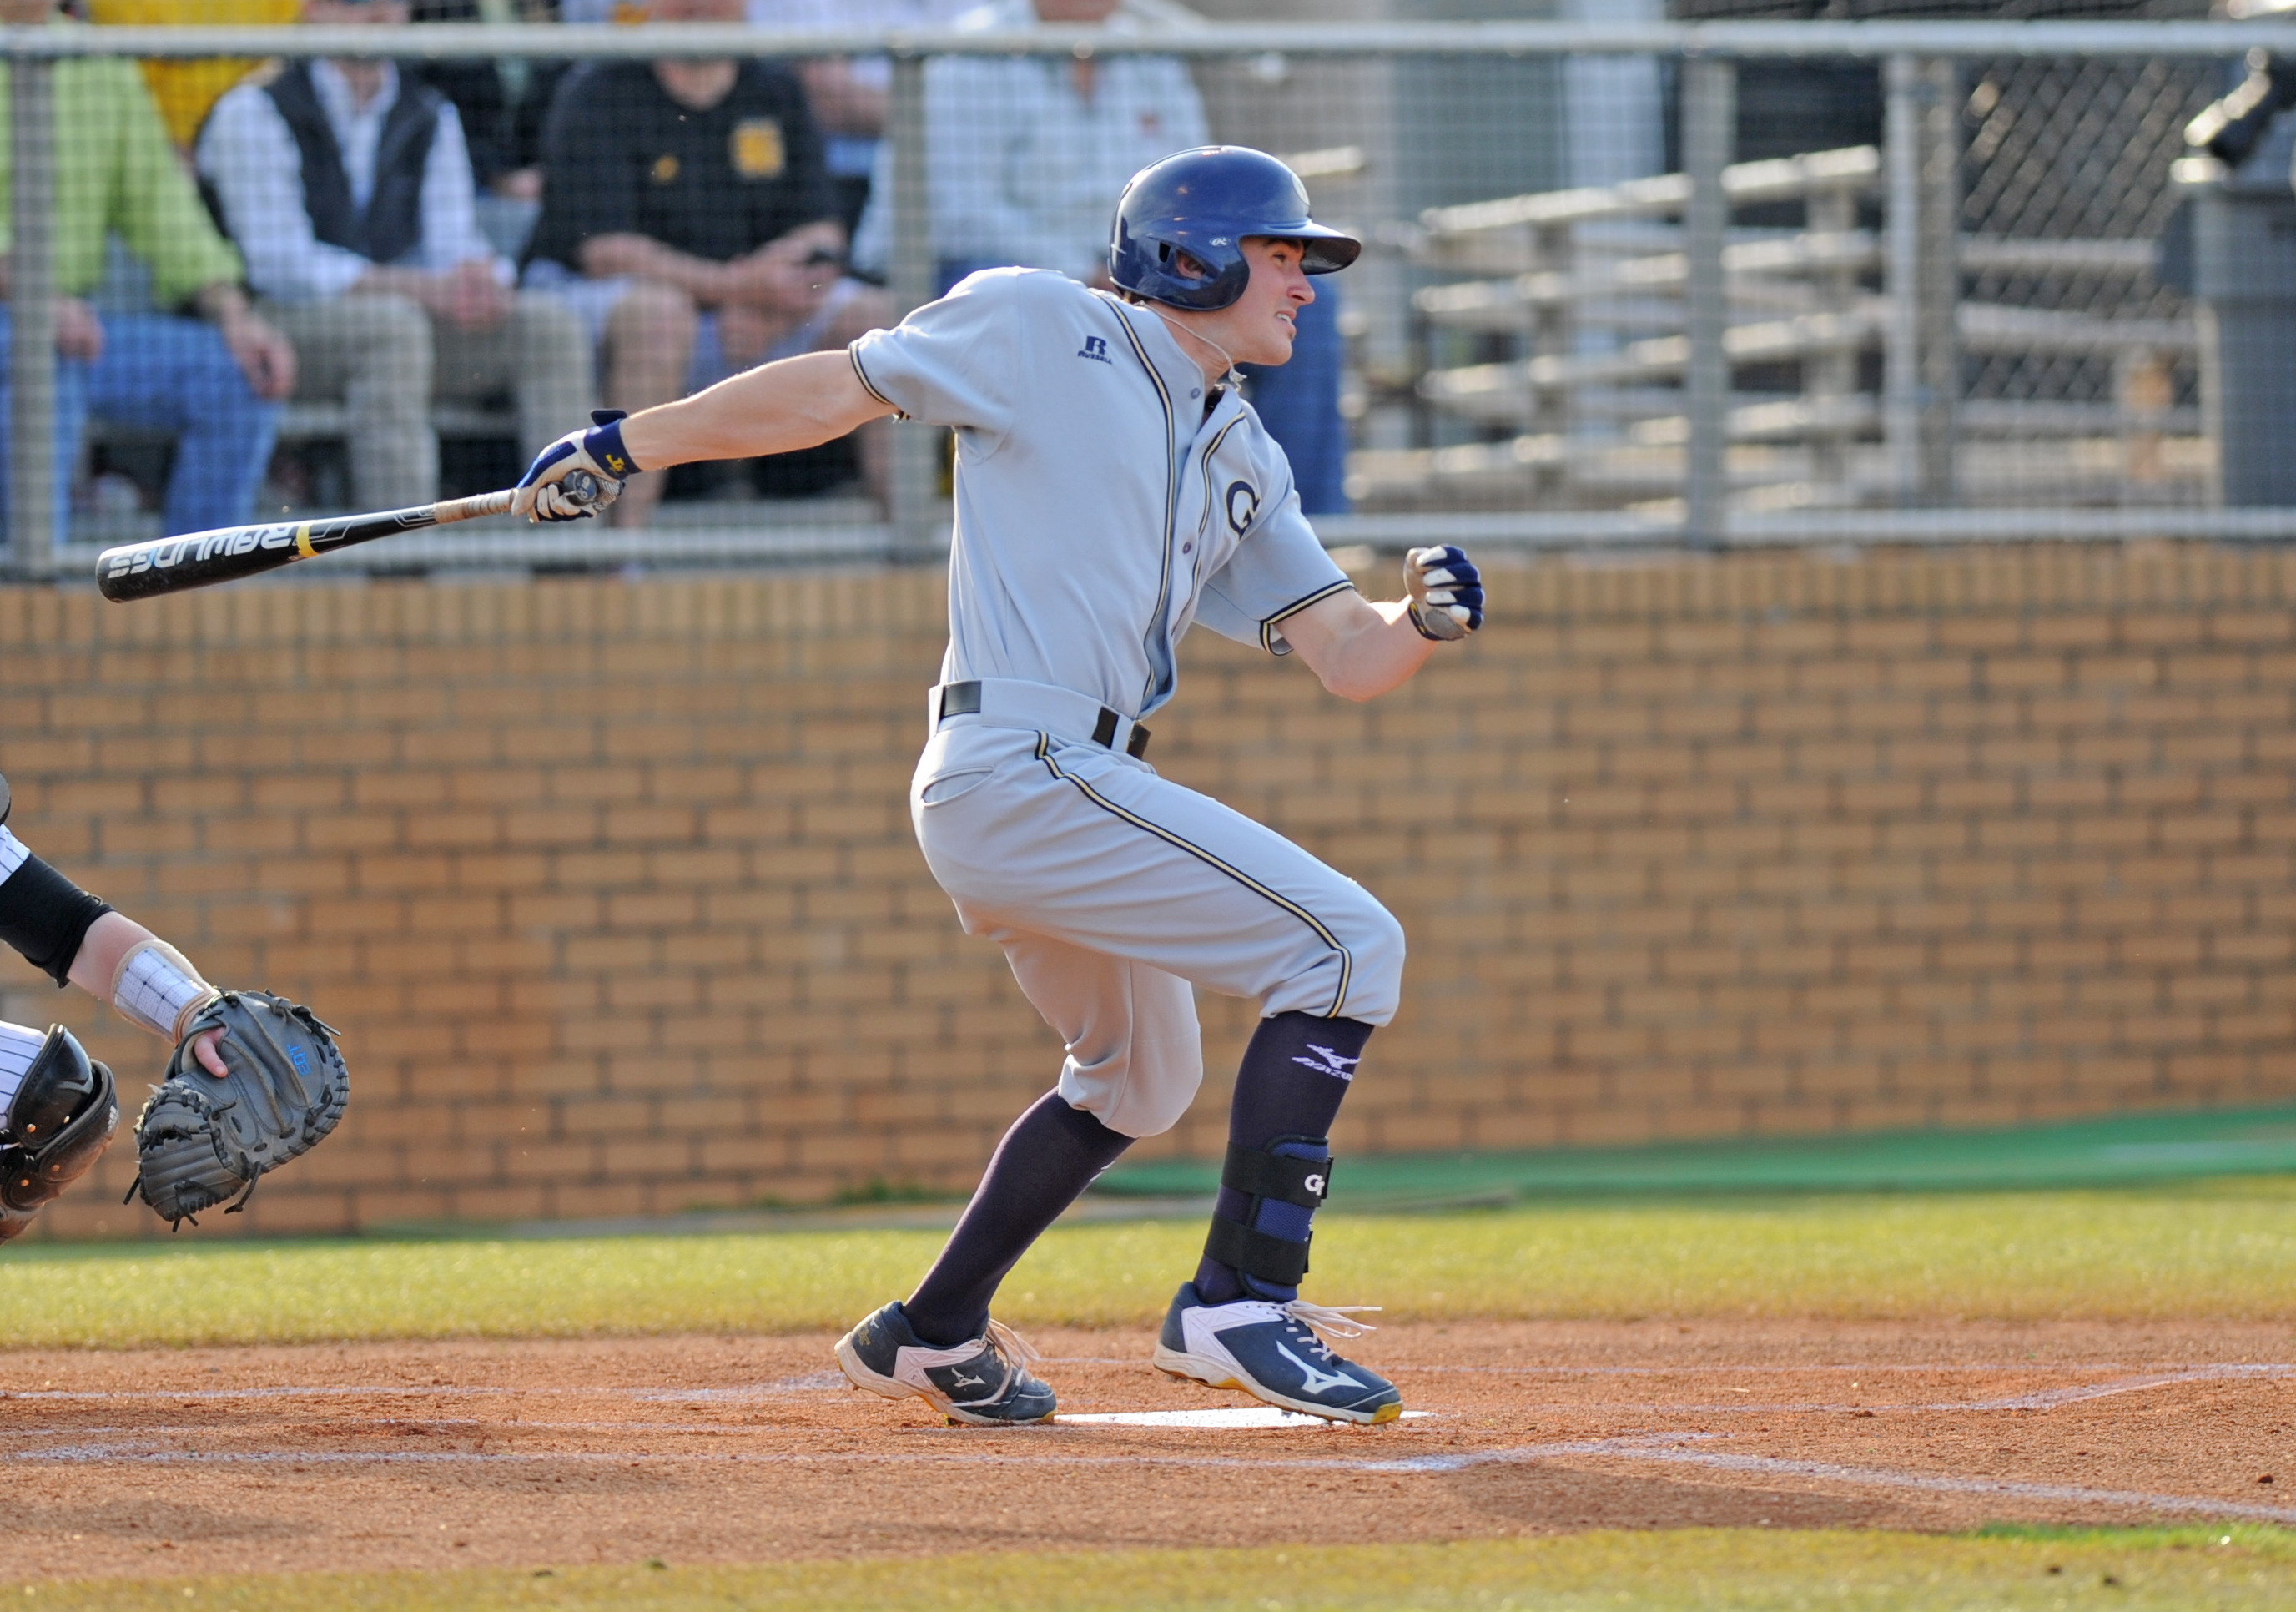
[{"x1": 261, "y1": 291, "x2": 593, "y2": 510}]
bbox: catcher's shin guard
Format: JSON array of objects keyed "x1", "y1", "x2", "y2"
[{"x1": 0, "y1": 1025, "x2": 119, "y2": 1242}]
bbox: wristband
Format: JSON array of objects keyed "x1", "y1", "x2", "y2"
[
  {"x1": 586, "y1": 409, "x2": 640, "y2": 477},
  {"x1": 111, "y1": 939, "x2": 219, "y2": 1042},
  {"x1": 1407, "y1": 600, "x2": 1462, "y2": 642}
]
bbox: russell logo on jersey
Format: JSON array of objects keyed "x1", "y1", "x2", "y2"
[{"x1": 1077, "y1": 335, "x2": 1112, "y2": 364}]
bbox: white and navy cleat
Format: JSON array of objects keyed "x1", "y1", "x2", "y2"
[
  {"x1": 834, "y1": 1301, "x2": 1057, "y2": 1426},
  {"x1": 1152, "y1": 1281, "x2": 1402, "y2": 1424}
]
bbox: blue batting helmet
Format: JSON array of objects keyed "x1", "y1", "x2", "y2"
[{"x1": 1108, "y1": 146, "x2": 1362, "y2": 312}]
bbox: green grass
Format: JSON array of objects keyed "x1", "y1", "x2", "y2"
[
  {"x1": 10, "y1": 1529, "x2": 2294, "y2": 1610},
  {"x1": 6, "y1": 1179, "x2": 2296, "y2": 1349}
]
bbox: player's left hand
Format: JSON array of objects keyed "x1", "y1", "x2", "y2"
[
  {"x1": 188, "y1": 1027, "x2": 229, "y2": 1079},
  {"x1": 1404, "y1": 544, "x2": 1484, "y2": 642},
  {"x1": 128, "y1": 991, "x2": 349, "y2": 1228},
  {"x1": 515, "y1": 410, "x2": 634, "y2": 522}
]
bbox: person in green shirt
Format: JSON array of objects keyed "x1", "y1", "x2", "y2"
[{"x1": 0, "y1": 0, "x2": 296, "y2": 544}]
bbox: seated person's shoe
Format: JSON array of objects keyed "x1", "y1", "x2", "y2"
[
  {"x1": 834, "y1": 1301, "x2": 1056, "y2": 1426},
  {"x1": 1152, "y1": 1280, "x2": 1402, "y2": 1425}
]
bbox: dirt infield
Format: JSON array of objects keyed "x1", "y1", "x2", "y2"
[{"x1": 5, "y1": 1319, "x2": 2291, "y2": 1584}]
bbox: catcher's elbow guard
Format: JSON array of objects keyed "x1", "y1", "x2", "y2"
[{"x1": 0, "y1": 1024, "x2": 120, "y2": 1243}]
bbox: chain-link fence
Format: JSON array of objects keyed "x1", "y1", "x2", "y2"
[{"x1": 6, "y1": 13, "x2": 2296, "y2": 577}]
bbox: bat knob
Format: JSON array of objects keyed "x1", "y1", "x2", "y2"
[{"x1": 562, "y1": 469, "x2": 601, "y2": 506}]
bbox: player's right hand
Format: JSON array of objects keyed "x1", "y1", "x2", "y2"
[{"x1": 514, "y1": 409, "x2": 635, "y2": 522}]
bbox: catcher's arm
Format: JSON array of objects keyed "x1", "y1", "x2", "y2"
[
  {"x1": 68, "y1": 915, "x2": 229, "y2": 1078},
  {"x1": 0, "y1": 810, "x2": 229, "y2": 1077}
]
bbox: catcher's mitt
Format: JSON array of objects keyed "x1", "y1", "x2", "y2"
[{"x1": 127, "y1": 991, "x2": 347, "y2": 1227}]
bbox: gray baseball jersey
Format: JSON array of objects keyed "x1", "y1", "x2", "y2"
[
  {"x1": 849, "y1": 268, "x2": 1353, "y2": 718},
  {"x1": 848, "y1": 269, "x2": 1402, "y2": 1138}
]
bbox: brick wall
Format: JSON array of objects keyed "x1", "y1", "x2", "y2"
[{"x1": 4, "y1": 543, "x2": 2293, "y2": 1237}]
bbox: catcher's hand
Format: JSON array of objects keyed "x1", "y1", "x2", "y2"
[
  {"x1": 1403, "y1": 544, "x2": 1485, "y2": 642},
  {"x1": 128, "y1": 991, "x2": 348, "y2": 1227}
]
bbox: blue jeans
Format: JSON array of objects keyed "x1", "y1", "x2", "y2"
[
  {"x1": 0, "y1": 308, "x2": 281, "y2": 545},
  {"x1": 1241, "y1": 290, "x2": 1349, "y2": 516},
  {"x1": 932, "y1": 261, "x2": 1351, "y2": 515}
]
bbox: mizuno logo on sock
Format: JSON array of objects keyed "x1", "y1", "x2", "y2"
[
  {"x1": 1291, "y1": 1045, "x2": 1361, "y2": 1081},
  {"x1": 1275, "y1": 1339, "x2": 1364, "y2": 1397}
]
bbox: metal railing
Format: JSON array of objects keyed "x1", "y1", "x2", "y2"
[{"x1": 5, "y1": 18, "x2": 2295, "y2": 580}]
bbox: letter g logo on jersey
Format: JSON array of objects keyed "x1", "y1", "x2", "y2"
[{"x1": 1225, "y1": 480, "x2": 1260, "y2": 536}]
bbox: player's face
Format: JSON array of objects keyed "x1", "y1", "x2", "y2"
[{"x1": 1212, "y1": 238, "x2": 1315, "y2": 368}]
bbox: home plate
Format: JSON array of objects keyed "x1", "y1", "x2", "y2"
[{"x1": 1059, "y1": 1408, "x2": 1435, "y2": 1428}]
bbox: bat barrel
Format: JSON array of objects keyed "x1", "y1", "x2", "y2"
[
  {"x1": 98, "y1": 519, "x2": 335, "y2": 602},
  {"x1": 95, "y1": 481, "x2": 577, "y2": 602}
]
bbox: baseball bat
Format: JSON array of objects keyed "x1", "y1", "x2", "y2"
[{"x1": 94, "y1": 471, "x2": 602, "y2": 603}]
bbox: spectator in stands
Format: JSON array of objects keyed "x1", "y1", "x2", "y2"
[
  {"x1": 851, "y1": 0, "x2": 1206, "y2": 295},
  {"x1": 404, "y1": 0, "x2": 571, "y2": 259},
  {"x1": 741, "y1": 0, "x2": 975, "y2": 236},
  {"x1": 843, "y1": 0, "x2": 1351, "y2": 512},
  {"x1": 88, "y1": 0, "x2": 300, "y2": 151},
  {"x1": 522, "y1": 0, "x2": 889, "y2": 526},
  {"x1": 0, "y1": 0, "x2": 295, "y2": 545},
  {"x1": 197, "y1": 0, "x2": 593, "y2": 512}
]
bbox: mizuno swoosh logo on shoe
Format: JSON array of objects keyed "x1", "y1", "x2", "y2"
[
  {"x1": 1275, "y1": 1340, "x2": 1365, "y2": 1397},
  {"x1": 951, "y1": 1373, "x2": 988, "y2": 1388}
]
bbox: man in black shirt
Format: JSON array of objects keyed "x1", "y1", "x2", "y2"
[{"x1": 524, "y1": 0, "x2": 888, "y2": 525}]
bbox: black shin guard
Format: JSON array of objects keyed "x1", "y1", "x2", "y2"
[{"x1": 1201, "y1": 1135, "x2": 1332, "y2": 1301}]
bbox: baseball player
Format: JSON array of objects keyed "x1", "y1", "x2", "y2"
[
  {"x1": 0, "y1": 770, "x2": 233, "y2": 1242},
  {"x1": 514, "y1": 146, "x2": 1484, "y2": 1426}
]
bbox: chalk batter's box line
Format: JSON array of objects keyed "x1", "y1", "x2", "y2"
[
  {"x1": 16, "y1": 1433, "x2": 2296, "y2": 1529},
  {"x1": 0, "y1": 1375, "x2": 857, "y2": 1403},
  {"x1": 10, "y1": 1363, "x2": 2283, "y2": 1417},
  {"x1": 5, "y1": 1363, "x2": 2282, "y2": 1443}
]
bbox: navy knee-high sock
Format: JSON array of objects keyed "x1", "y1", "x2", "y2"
[
  {"x1": 1193, "y1": 1010, "x2": 1375, "y2": 1306},
  {"x1": 903, "y1": 1089, "x2": 1133, "y2": 1348}
]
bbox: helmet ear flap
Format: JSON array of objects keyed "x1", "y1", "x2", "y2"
[{"x1": 1111, "y1": 226, "x2": 1251, "y2": 312}]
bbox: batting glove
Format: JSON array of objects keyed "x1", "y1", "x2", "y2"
[
  {"x1": 514, "y1": 409, "x2": 636, "y2": 522},
  {"x1": 1404, "y1": 544, "x2": 1484, "y2": 641}
]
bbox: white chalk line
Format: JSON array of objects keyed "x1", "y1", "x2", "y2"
[
  {"x1": 0, "y1": 1373, "x2": 852, "y2": 1404},
  {"x1": 1601, "y1": 1445, "x2": 2296, "y2": 1527},
  {"x1": 2, "y1": 1420, "x2": 784, "y2": 1442},
  {"x1": 1550, "y1": 1363, "x2": 2296, "y2": 1417},
  {"x1": 8, "y1": 1442, "x2": 1699, "y2": 1479},
  {"x1": 16, "y1": 1429, "x2": 2296, "y2": 1525},
  {"x1": 4, "y1": 1430, "x2": 1697, "y2": 1475},
  {"x1": 9, "y1": 1363, "x2": 2278, "y2": 1424},
  {"x1": 1378, "y1": 1362, "x2": 2296, "y2": 1379}
]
